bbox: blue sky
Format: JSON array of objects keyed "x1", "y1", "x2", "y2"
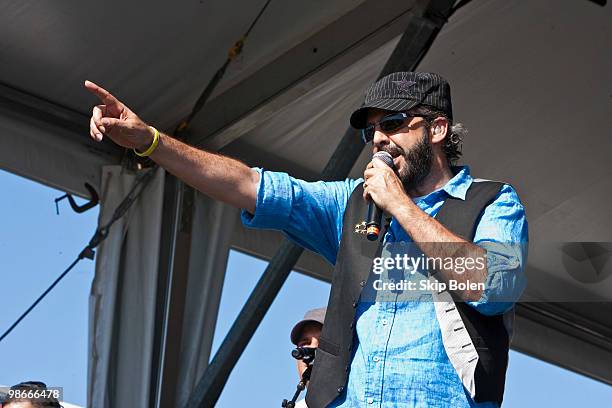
[{"x1": 1, "y1": 169, "x2": 611, "y2": 407}]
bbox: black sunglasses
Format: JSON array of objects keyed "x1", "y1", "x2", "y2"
[{"x1": 360, "y1": 112, "x2": 427, "y2": 144}]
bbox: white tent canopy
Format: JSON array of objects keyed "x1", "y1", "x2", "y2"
[{"x1": 1, "y1": 0, "x2": 611, "y2": 406}]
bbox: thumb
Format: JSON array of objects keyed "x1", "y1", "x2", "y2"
[
  {"x1": 100, "y1": 117, "x2": 121, "y2": 131},
  {"x1": 100, "y1": 118, "x2": 122, "y2": 134}
]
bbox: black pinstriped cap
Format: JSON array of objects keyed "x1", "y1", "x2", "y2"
[{"x1": 350, "y1": 72, "x2": 453, "y2": 129}]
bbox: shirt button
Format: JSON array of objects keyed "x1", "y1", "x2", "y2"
[
  {"x1": 337, "y1": 386, "x2": 344, "y2": 393},
  {"x1": 367, "y1": 397, "x2": 374, "y2": 404},
  {"x1": 381, "y1": 319, "x2": 388, "y2": 326},
  {"x1": 349, "y1": 322, "x2": 354, "y2": 329},
  {"x1": 352, "y1": 301, "x2": 358, "y2": 308},
  {"x1": 360, "y1": 280, "x2": 366, "y2": 287},
  {"x1": 373, "y1": 356, "x2": 380, "y2": 362}
]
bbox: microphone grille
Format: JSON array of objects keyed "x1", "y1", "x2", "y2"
[{"x1": 372, "y1": 151, "x2": 395, "y2": 169}]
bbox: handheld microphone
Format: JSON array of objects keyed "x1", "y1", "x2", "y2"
[{"x1": 366, "y1": 151, "x2": 395, "y2": 241}]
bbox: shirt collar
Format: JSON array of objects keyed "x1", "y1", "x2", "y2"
[
  {"x1": 441, "y1": 165, "x2": 472, "y2": 200},
  {"x1": 411, "y1": 165, "x2": 472, "y2": 202}
]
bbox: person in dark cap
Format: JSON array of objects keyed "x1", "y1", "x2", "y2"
[
  {"x1": 290, "y1": 307, "x2": 326, "y2": 380},
  {"x1": 288, "y1": 308, "x2": 326, "y2": 408},
  {"x1": 1, "y1": 381, "x2": 62, "y2": 408},
  {"x1": 85, "y1": 71, "x2": 527, "y2": 408}
]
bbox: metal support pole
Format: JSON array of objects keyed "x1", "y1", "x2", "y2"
[
  {"x1": 184, "y1": 1, "x2": 456, "y2": 406},
  {"x1": 150, "y1": 175, "x2": 190, "y2": 407}
]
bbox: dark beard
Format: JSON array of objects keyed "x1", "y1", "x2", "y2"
[{"x1": 381, "y1": 128, "x2": 433, "y2": 190}]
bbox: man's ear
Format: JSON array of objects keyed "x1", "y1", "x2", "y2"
[{"x1": 430, "y1": 117, "x2": 449, "y2": 144}]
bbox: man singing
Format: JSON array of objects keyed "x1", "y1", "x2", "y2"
[{"x1": 85, "y1": 71, "x2": 527, "y2": 407}]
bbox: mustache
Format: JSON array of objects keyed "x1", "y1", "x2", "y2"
[{"x1": 379, "y1": 145, "x2": 405, "y2": 158}]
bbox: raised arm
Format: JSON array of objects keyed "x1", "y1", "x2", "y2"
[{"x1": 84, "y1": 80, "x2": 259, "y2": 213}]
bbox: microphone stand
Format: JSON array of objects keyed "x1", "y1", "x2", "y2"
[{"x1": 281, "y1": 365, "x2": 312, "y2": 408}]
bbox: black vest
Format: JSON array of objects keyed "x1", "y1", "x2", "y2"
[{"x1": 306, "y1": 180, "x2": 510, "y2": 407}]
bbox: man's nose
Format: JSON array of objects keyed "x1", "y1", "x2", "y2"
[{"x1": 372, "y1": 130, "x2": 390, "y2": 151}]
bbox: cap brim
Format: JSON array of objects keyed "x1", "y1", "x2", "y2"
[
  {"x1": 290, "y1": 319, "x2": 323, "y2": 345},
  {"x1": 350, "y1": 98, "x2": 420, "y2": 129}
]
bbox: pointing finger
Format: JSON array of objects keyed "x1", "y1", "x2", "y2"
[{"x1": 84, "y1": 80, "x2": 120, "y2": 106}]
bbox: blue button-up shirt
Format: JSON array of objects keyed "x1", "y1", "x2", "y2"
[{"x1": 242, "y1": 166, "x2": 528, "y2": 407}]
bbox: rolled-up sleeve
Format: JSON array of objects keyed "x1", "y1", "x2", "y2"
[
  {"x1": 241, "y1": 168, "x2": 294, "y2": 230},
  {"x1": 467, "y1": 183, "x2": 528, "y2": 315},
  {"x1": 241, "y1": 168, "x2": 361, "y2": 264}
]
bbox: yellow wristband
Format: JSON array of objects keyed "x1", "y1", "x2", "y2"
[{"x1": 134, "y1": 126, "x2": 160, "y2": 157}]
